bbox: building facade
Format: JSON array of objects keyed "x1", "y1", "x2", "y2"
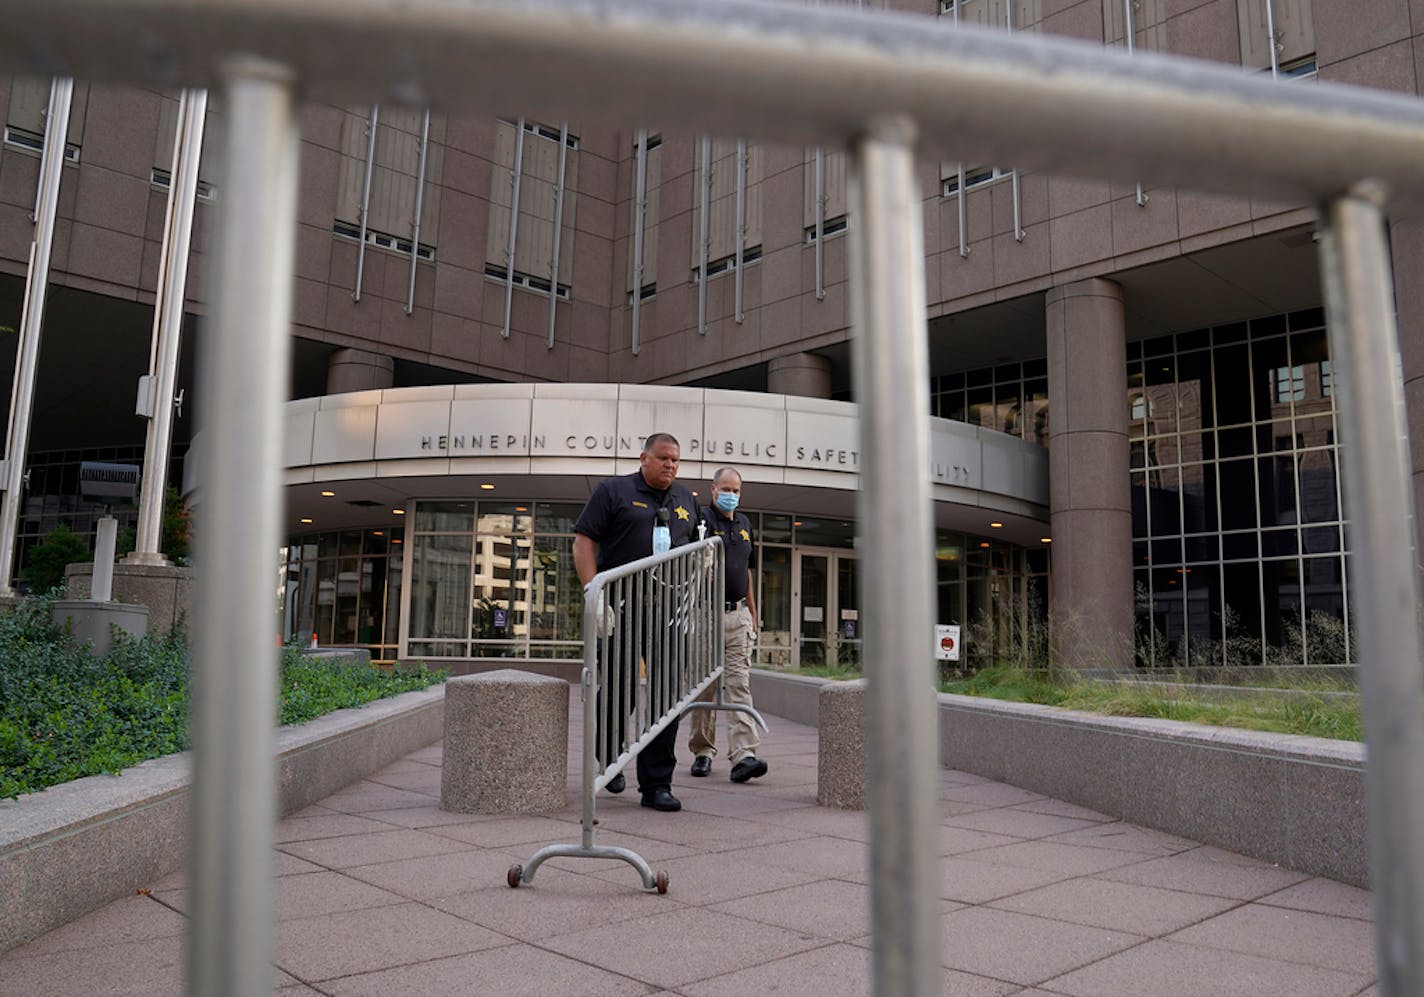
[{"x1": 1, "y1": 0, "x2": 1418, "y2": 670}]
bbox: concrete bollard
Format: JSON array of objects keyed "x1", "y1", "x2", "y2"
[
  {"x1": 817, "y1": 678, "x2": 868, "y2": 809},
  {"x1": 441, "y1": 670, "x2": 568, "y2": 814}
]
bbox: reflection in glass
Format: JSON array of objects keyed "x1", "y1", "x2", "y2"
[
  {"x1": 528, "y1": 535, "x2": 584, "y2": 657},
  {"x1": 414, "y1": 501, "x2": 474, "y2": 533},
  {"x1": 798, "y1": 553, "x2": 828, "y2": 667},
  {"x1": 470, "y1": 532, "x2": 526, "y2": 656},
  {"x1": 333, "y1": 555, "x2": 360, "y2": 644},
  {"x1": 761, "y1": 514, "x2": 793, "y2": 544},
  {"x1": 837, "y1": 556, "x2": 861, "y2": 670},
  {"x1": 760, "y1": 546, "x2": 792, "y2": 667},
  {"x1": 410, "y1": 533, "x2": 473, "y2": 644},
  {"x1": 1297, "y1": 448, "x2": 1338, "y2": 523},
  {"x1": 794, "y1": 518, "x2": 855, "y2": 549},
  {"x1": 1184, "y1": 563, "x2": 1221, "y2": 667},
  {"x1": 536, "y1": 502, "x2": 583, "y2": 535}
]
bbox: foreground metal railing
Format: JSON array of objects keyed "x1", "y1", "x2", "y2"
[
  {"x1": 3, "y1": 1, "x2": 1424, "y2": 994},
  {"x1": 507, "y1": 536, "x2": 765, "y2": 893}
]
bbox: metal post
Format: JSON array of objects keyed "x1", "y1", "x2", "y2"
[
  {"x1": 734, "y1": 138, "x2": 746, "y2": 324},
  {"x1": 547, "y1": 121, "x2": 569, "y2": 348},
  {"x1": 189, "y1": 55, "x2": 298, "y2": 997},
  {"x1": 404, "y1": 108, "x2": 429, "y2": 316},
  {"x1": 1123, "y1": 0, "x2": 1147, "y2": 206},
  {"x1": 1264, "y1": 0, "x2": 1280, "y2": 78},
  {"x1": 129, "y1": 87, "x2": 207, "y2": 566},
  {"x1": 814, "y1": 146, "x2": 827, "y2": 300},
  {"x1": 502, "y1": 117, "x2": 526, "y2": 338},
  {"x1": 631, "y1": 128, "x2": 648, "y2": 356},
  {"x1": 697, "y1": 136, "x2": 711, "y2": 336},
  {"x1": 1005, "y1": 0, "x2": 1025, "y2": 241},
  {"x1": 846, "y1": 114, "x2": 939, "y2": 997},
  {"x1": 1317, "y1": 186, "x2": 1424, "y2": 997},
  {"x1": 948, "y1": 3, "x2": 969, "y2": 258},
  {"x1": 352, "y1": 103, "x2": 378, "y2": 301},
  {"x1": 0, "y1": 77, "x2": 71, "y2": 596}
]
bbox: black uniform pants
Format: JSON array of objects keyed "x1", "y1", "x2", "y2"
[{"x1": 595, "y1": 603, "x2": 682, "y2": 794}]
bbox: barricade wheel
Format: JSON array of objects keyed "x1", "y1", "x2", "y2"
[
  {"x1": 507, "y1": 864, "x2": 523, "y2": 888},
  {"x1": 655, "y1": 871, "x2": 669, "y2": 894}
]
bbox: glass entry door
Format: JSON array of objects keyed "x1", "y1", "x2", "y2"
[{"x1": 793, "y1": 548, "x2": 860, "y2": 669}]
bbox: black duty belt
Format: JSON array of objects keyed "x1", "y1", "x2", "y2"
[{"x1": 724, "y1": 597, "x2": 747, "y2": 612}]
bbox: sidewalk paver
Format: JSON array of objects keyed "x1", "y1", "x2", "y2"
[{"x1": 0, "y1": 700, "x2": 1379, "y2": 995}]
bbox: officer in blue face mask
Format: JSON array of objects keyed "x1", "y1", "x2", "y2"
[{"x1": 688, "y1": 466, "x2": 767, "y2": 783}]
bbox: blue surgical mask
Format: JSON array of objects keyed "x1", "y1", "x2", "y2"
[{"x1": 714, "y1": 491, "x2": 739, "y2": 513}]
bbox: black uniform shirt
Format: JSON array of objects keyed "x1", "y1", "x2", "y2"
[
  {"x1": 574, "y1": 470, "x2": 699, "y2": 572},
  {"x1": 699, "y1": 506, "x2": 755, "y2": 603}
]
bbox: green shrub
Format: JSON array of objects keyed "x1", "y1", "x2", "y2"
[
  {"x1": 22, "y1": 524, "x2": 91, "y2": 595},
  {"x1": 0, "y1": 599, "x2": 443, "y2": 799},
  {"x1": 278, "y1": 650, "x2": 443, "y2": 726}
]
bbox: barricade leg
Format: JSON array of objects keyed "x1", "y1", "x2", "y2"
[
  {"x1": 510, "y1": 539, "x2": 728, "y2": 894},
  {"x1": 1318, "y1": 186, "x2": 1424, "y2": 996},
  {"x1": 848, "y1": 115, "x2": 941, "y2": 997}
]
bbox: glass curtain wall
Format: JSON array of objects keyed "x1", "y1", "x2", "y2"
[
  {"x1": 1129, "y1": 309, "x2": 1349, "y2": 666},
  {"x1": 950, "y1": 537, "x2": 1048, "y2": 668},
  {"x1": 285, "y1": 503, "x2": 1038, "y2": 668},
  {"x1": 932, "y1": 360, "x2": 1049, "y2": 447},
  {"x1": 281, "y1": 525, "x2": 403, "y2": 663},
  {"x1": 405, "y1": 500, "x2": 585, "y2": 661}
]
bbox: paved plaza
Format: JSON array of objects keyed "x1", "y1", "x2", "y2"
[{"x1": 0, "y1": 704, "x2": 1380, "y2": 995}]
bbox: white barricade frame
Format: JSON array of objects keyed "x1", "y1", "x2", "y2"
[{"x1": 507, "y1": 535, "x2": 767, "y2": 893}]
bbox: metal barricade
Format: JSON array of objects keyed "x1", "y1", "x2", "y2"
[
  {"x1": 507, "y1": 535, "x2": 766, "y2": 893},
  {"x1": 9, "y1": 2, "x2": 1424, "y2": 992}
]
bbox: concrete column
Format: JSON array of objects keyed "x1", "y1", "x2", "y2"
[
  {"x1": 325, "y1": 348, "x2": 394, "y2": 394},
  {"x1": 1390, "y1": 218, "x2": 1424, "y2": 567},
  {"x1": 1045, "y1": 278, "x2": 1133, "y2": 670},
  {"x1": 768, "y1": 351, "x2": 832, "y2": 399}
]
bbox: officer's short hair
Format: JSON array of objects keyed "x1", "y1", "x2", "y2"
[
  {"x1": 643, "y1": 432, "x2": 680, "y2": 454},
  {"x1": 712, "y1": 466, "x2": 741, "y2": 487}
]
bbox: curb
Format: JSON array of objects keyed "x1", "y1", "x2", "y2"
[
  {"x1": 0, "y1": 684, "x2": 444, "y2": 953},
  {"x1": 750, "y1": 669, "x2": 1367, "y2": 887}
]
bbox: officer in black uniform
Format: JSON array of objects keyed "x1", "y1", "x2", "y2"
[
  {"x1": 688, "y1": 466, "x2": 766, "y2": 782},
  {"x1": 573, "y1": 432, "x2": 699, "y2": 812}
]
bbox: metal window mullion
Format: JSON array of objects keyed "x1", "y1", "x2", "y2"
[
  {"x1": 847, "y1": 115, "x2": 939, "y2": 997},
  {"x1": 405, "y1": 109, "x2": 430, "y2": 316},
  {"x1": 631, "y1": 129, "x2": 648, "y2": 356},
  {"x1": 353, "y1": 103, "x2": 378, "y2": 301},
  {"x1": 1330, "y1": 380, "x2": 1350, "y2": 662},
  {"x1": 734, "y1": 138, "x2": 746, "y2": 324},
  {"x1": 1318, "y1": 186, "x2": 1424, "y2": 997},
  {"x1": 502, "y1": 117, "x2": 526, "y2": 339},
  {"x1": 1246, "y1": 340, "x2": 1269, "y2": 669},
  {"x1": 547, "y1": 121, "x2": 569, "y2": 349},
  {"x1": 950, "y1": 1, "x2": 969, "y2": 257},
  {"x1": 1264, "y1": 0, "x2": 1280, "y2": 79},
  {"x1": 132, "y1": 87, "x2": 206, "y2": 564},
  {"x1": 956, "y1": 165, "x2": 968, "y2": 257},
  {"x1": 697, "y1": 136, "x2": 711, "y2": 336},
  {"x1": 1005, "y1": 0, "x2": 1024, "y2": 241},
  {"x1": 1123, "y1": 1, "x2": 1147, "y2": 206},
  {"x1": 814, "y1": 146, "x2": 826, "y2": 299},
  {"x1": 0, "y1": 77, "x2": 71, "y2": 596},
  {"x1": 189, "y1": 56, "x2": 298, "y2": 997},
  {"x1": 465, "y1": 529, "x2": 478, "y2": 656},
  {"x1": 1287, "y1": 353, "x2": 1307, "y2": 665}
]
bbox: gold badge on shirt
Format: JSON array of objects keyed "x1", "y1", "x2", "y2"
[
  {"x1": 675, "y1": 505, "x2": 690, "y2": 521},
  {"x1": 739, "y1": 529, "x2": 750, "y2": 541}
]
